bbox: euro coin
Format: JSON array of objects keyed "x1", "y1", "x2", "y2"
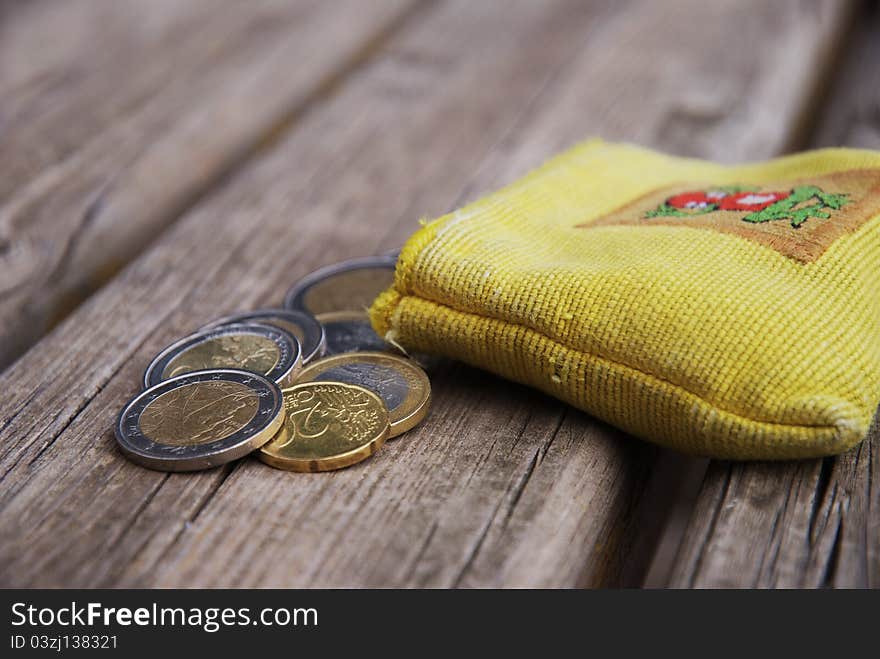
[
  {"x1": 283, "y1": 255, "x2": 396, "y2": 315},
  {"x1": 295, "y1": 352, "x2": 430, "y2": 437},
  {"x1": 144, "y1": 322, "x2": 301, "y2": 389},
  {"x1": 258, "y1": 381, "x2": 390, "y2": 472},
  {"x1": 317, "y1": 310, "x2": 388, "y2": 355},
  {"x1": 200, "y1": 308, "x2": 325, "y2": 365},
  {"x1": 116, "y1": 369, "x2": 284, "y2": 471}
]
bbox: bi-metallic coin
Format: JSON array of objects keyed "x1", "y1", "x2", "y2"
[
  {"x1": 144, "y1": 322, "x2": 301, "y2": 389},
  {"x1": 283, "y1": 255, "x2": 396, "y2": 315},
  {"x1": 116, "y1": 369, "x2": 284, "y2": 471},
  {"x1": 258, "y1": 381, "x2": 390, "y2": 472},
  {"x1": 200, "y1": 308, "x2": 326, "y2": 365},
  {"x1": 317, "y1": 310, "x2": 388, "y2": 355},
  {"x1": 295, "y1": 351, "x2": 430, "y2": 437}
]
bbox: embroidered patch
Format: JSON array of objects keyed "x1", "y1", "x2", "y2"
[{"x1": 579, "y1": 169, "x2": 880, "y2": 262}]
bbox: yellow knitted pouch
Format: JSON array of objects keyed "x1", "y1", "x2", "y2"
[{"x1": 370, "y1": 140, "x2": 880, "y2": 459}]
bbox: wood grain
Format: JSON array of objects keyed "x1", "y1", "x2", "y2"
[
  {"x1": 0, "y1": 0, "x2": 854, "y2": 587},
  {"x1": 669, "y1": 2, "x2": 879, "y2": 588},
  {"x1": 0, "y1": 0, "x2": 418, "y2": 370}
]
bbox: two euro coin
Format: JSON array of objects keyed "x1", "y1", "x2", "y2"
[{"x1": 116, "y1": 369, "x2": 285, "y2": 472}]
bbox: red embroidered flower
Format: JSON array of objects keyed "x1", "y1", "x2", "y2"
[
  {"x1": 666, "y1": 191, "x2": 716, "y2": 211},
  {"x1": 717, "y1": 191, "x2": 789, "y2": 211}
]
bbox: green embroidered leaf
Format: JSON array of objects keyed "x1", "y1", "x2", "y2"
[
  {"x1": 815, "y1": 191, "x2": 849, "y2": 210},
  {"x1": 790, "y1": 207, "x2": 831, "y2": 228},
  {"x1": 645, "y1": 202, "x2": 715, "y2": 218},
  {"x1": 742, "y1": 206, "x2": 785, "y2": 223},
  {"x1": 646, "y1": 203, "x2": 686, "y2": 218}
]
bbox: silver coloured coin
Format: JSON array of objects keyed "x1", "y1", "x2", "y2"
[
  {"x1": 143, "y1": 322, "x2": 301, "y2": 389},
  {"x1": 116, "y1": 369, "x2": 284, "y2": 472},
  {"x1": 283, "y1": 255, "x2": 396, "y2": 315},
  {"x1": 316, "y1": 311, "x2": 388, "y2": 355},
  {"x1": 199, "y1": 308, "x2": 326, "y2": 365}
]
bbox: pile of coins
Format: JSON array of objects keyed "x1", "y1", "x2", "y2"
[{"x1": 115, "y1": 253, "x2": 432, "y2": 473}]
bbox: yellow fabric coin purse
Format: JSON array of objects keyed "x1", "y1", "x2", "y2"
[{"x1": 371, "y1": 140, "x2": 880, "y2": 459}]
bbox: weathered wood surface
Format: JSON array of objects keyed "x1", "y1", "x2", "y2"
[
  {"x1": 0, "y1": 0, "x2": 857, "y2": 587},
  {"x1": 669, "y1": 3, "x2": 879, "y2": 589},
  {"x1": 0, "y1": 0, "x2": 417, "y2": 369}
]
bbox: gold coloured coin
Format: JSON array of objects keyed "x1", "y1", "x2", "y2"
[
  {"x1": 258, "y1": 382, "x2": 390, "y2": 472},
  {"x1": 144, "y1": 323, "x2": 301, "y2": 389},
  {"x1": 295, "y1": 352, "x2": 430, "y2": 437},
  {"x1": 116, "y1": 369, "x2": 284, "y2": 471},
  {"x1": 283, "y1": 255, "x2": 396, "y2": 315}
]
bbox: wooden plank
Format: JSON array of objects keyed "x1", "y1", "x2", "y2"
[
  {"x1": 0, "y1": 0, "x2": 852, "y2": 587},
  {"x1": 669, "y1": 3, "x2": 879, "y2": 588},
  {"x1": 0, "y1": 0, "x2": 418, "y2": 369}
]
